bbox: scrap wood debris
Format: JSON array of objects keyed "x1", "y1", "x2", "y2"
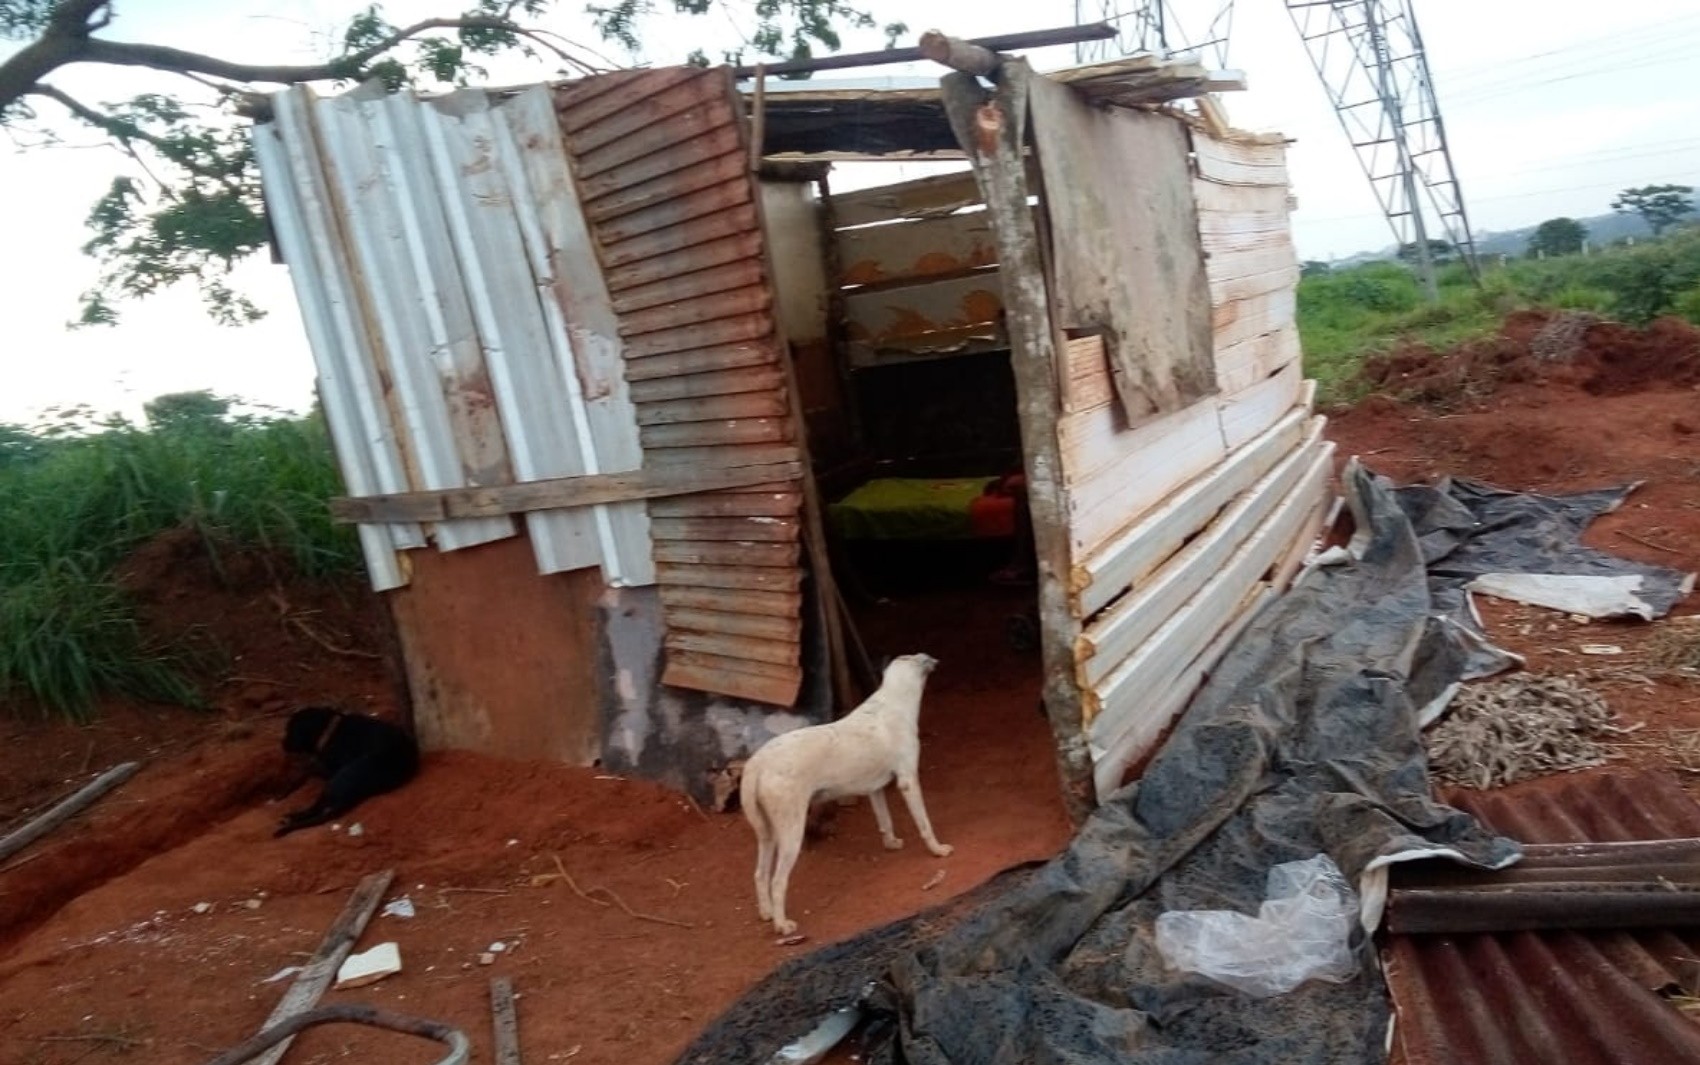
[{"x1": 1427, "y1": 673, "x2": 1634, "y2": 789}]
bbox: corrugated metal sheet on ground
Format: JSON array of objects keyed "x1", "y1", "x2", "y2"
[
  {"x1": 553, "y1": 67, "x2": 808, "y2": 708},
  {"x1": 1385, "y1": 770, "x2": 1700, "y2": 1065},
  {"x1": 254, "y1": 83, "x2": 654, "y2": 590}
]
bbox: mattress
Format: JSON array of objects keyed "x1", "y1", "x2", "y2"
[{"x1": 828, "y1": 477, "x2": 1017, "y2": 541}]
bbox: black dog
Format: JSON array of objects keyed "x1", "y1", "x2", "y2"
[{"x1": 274, "y1": 706, "x2": 420, "y2": 838}]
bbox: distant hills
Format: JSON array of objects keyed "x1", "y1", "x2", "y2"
[{"x1": 1325, "y1": 195, "x2": 1698, "y2": 266}]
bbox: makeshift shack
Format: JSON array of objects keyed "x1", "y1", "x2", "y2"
[{"x1": 252, "y1": 37, "x2": 1332, "y2": 816}]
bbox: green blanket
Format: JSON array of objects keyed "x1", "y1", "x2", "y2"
[{"x1": 828, "y1": 477, "x2": 990, "y2": 541}]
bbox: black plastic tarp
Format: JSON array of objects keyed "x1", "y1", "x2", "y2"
[{"x1": 676, "y1": 462, "x2": 1694, "y2": 1065}]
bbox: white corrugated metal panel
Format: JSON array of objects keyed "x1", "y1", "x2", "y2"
[
  {"x1": 314, "y1": 88, "x2": 515, "y2": 553},
  {"x1": 256, "y1": 82, "x2": 657, "y2": 589}
]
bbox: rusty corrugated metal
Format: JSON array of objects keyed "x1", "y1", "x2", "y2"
[
  {"x1": 554, "y1": 68, "x2": 807, "y2": 709},
  {"x1": 1384, "y1": 770, "x2": 1700, "y2": 1065}
]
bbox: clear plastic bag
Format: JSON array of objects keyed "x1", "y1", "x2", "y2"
[{"x1": 1153, "y1": 854, "x2": 1360, "y2": 998}]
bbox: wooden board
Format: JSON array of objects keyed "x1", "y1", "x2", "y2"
[
  {"x1": 664, "y1": 607, "x2": 802, "y2": 642},
  {"x1": 1215, "y1": 326, "x2": 1301, "y2": 396},
  {"x1": 658, "y1": 585, "x2": 802, "y2": 616},
  {"x1": 654, "y1": 563, "x2": 803, "y2": 592},
  {"x1": 1089, "y1": 584, "x2": 1273, "y2": 800},
  {"x1": 660, "y1": 656, "x2": 801, "y2": 708},
  {"x1": 1218, "y1": 360, "x2": 1304, "y2": 452},
  {"x1": 1209, "y1": 265, "x2": 1301, "y2": 308},
  {"x1": 1078, "y1": 432, "x2": 1327, "y2": 686},
  {"x1": 1191, "y1": 131, "x2": 1290, "y2": 187},
  {"x1": 1060, "y1": 397, "x2": 1229, "y2": 560},
  {"x1": 841, "y1": 271, "x2": 1005, "y2": 350},
  {"x1": 829, "y1": 168, "x2": 981, "y2": 229},
  {"x1": 1087, "y1": 446, "x2": 1334, "y2": 730},
  {"x1": 1029, "y1": 73, "x2": 1216, "y2": 425},
  {"x1": 648, "y1": 490, "x2": 801, "y2": 519},
  {"x1": 627, "y1": 365, "x2": 786, "y2": 404},
  {"x1": 1204, "y1": 241, "x2": 1300, "y2": 287},
  {"x1": 1191, "y1": 180, "x2": 1293, "y2": 218},
  {"x1": 648, "y1": 516, "x2": 800, "y2": 542},
  {"x1": 835, "y1": 209, "x2": 999, "y2": 286},
  {"x1": 329, "y1": 461, "x2": 800, "y2": 523},
  {"x1": 635, "y1": 390, "x2": 790, "y2": 427},
  {"x1": 1061, "y1": 333, "x2": 1115, "y2": 415},
  {"x1": 650, "y1": 540, "x2": 800, "y2": 567},
  {"x1": 1072, "y1": 408, "x2": 1312, "y2": 618},
  {"x1": 1213, "y1": 286, "x2": 1297, "y2": 352}
]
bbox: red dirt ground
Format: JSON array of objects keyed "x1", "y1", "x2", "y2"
[{"x1": 1, "y1": 310, "x2": 1695, "y2": 1065}]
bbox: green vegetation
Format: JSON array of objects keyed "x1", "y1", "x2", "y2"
[
  {"x1": 0, "y1": 395, "x2": 355, "y2": 721},
  {"x1": 1299, "y1": 226, "x2": 1700, "y2": 402}
]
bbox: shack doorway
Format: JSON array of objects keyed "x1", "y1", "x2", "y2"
[{"x1": 760, "y1": 163, "x2": 1046, "y2": 716}]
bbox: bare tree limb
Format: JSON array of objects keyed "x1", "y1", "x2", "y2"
[{"x1": 27, "y1": 84, "x2": 222, "y2": 184}]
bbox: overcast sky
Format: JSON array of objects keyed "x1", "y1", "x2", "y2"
[{"x1": 2, "y1": 0, "x2": 1696, "y2": 425}]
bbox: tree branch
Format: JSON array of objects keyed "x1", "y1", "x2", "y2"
[
  {"x1": 27, "y1": 84, "x2": 224, "y2": 184},
  {"x1": 78, "y1": 15, "x2": 527, "y2": 87}
]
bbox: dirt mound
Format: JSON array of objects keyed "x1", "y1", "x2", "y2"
[
  {"x1": 1358, "y1": 309, "x2": 1700, "y2": 407},
  {"x1": 114, "y1": 525, "x2": 402, "y2": 720}
]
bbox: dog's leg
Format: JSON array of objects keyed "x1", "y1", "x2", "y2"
[
  {"x1": 273, "y1": 758, "x2": 373, "y2": 837},
  {"x1": 868, "y1": 787, "x2": 903, "y2": 850},
  {"x1": 895, "y1": 773, "x2": 953, "y2": 857},
  {"x1": 767, "y1": 799, "x2": 809, "y2": 936},
  {"x1": 744, "y1": 793, "x2": 776, "y2": 922}
]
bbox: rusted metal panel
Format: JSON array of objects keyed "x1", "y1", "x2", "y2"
[
  {"x1": 842, "y1": 272, "x2": 1007, "y2": 367},
  {"x1": 1384, "y1": 770, "x2": 1700, "y2": 1065},
  {"x1": 837, "y1": 209, "x2": 1000, "y2": 286},
  {"x1": 553, "y1": 69, "x2": 809, "y2": 707}
]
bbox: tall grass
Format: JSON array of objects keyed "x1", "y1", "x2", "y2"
[
  {"x1": 0, "y1": 399, "x2": 357, "y2": 722},
  {"x1": 1300, "y1": 227, "x2": 1700, "y2": 403}
]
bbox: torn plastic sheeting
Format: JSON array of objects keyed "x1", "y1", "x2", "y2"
[
  {"x1": 1154, "y1": 854, "x2": 1360, "y2": 998},
  {"x1": 1467, "y1": 571, "x2": 1689, "y2": 620}
]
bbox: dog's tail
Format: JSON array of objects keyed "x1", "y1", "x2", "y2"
[{"x1": 739, "y1": 761, "x2": 772, "y2": 843}]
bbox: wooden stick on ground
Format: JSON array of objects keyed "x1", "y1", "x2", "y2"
[
  {"x1": 0, "y1": 761, "x2": 141, "y2": 865},
  {"x1": 490, "y1": 977, "x2": 521, "y2": 1065},
  {"x1": 248, "y1": 870, "x2": 396, "y2": 1065}
]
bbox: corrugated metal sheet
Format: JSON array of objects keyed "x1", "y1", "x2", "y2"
[
  {"x1": 255, "y1": 82, "x2": 655, "y2": 588},
  {"x1": 554, "y1": 68, "x2": 807, "y2": 708},
  {"x1": 1384, "y1": 770, "x2": 1700, "y2": 1065}
]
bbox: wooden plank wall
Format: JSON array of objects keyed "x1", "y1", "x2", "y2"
[
  {"x1": 827, "y1": 171, "x2": 1009, "y2": 367},
  {"x1": 1059, "y1": 127, "x2": 1332, "y2": 800},
  {"x1": 553, "y1": 68, "x2": 808, "y2": 708}
]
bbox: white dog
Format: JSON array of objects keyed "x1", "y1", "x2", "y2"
[{"x1": 740, "y1": 653, "x2": 953, "y2": 936}]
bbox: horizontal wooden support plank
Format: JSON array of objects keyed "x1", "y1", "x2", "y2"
[
  {"x1": 830, "y1": 169, "x2": 981, "y2": 229},
  {"x1": 663, "y1": 656, "x2": 802, "y2": 707},
  {"x1": 650, "y1": 539, "x2": 800, "y2": 567},
  {"x1": 619, "y1": 284, "x2": 774, "y2": 340},
  {"x1": 1072, "y1": 407, "x2": 1312, "y2": 618},
  {"x1": 659, "y1": 585, "x2": 802, "y2": 617},
  {"x1": 605, "y1": 230, "x2": 765, "y2": 292},
  {"x1": 640, "y1": 416, "x2": 791, "y2": 449},
  {"x1": 628, "y1": 365, "x2": 787, "y2": 404},
  {"x1": 655, "y1": 562, "x2": 803, "y2": 593},
  {"x1": 1089, "y1": 583, "x2": 1274, "y2": 800},
  {"x1": 843, "y1": 271, "x2": 1005, "y2": 349},
  {"x1": 601, "y1": 202, "x2": 760, "y2": 273},
  {"x1": 836, "y1": 209, "x2": 998, "y2": 287},
  {"x1": 328, "y1": 461, "x2": 801, "y2": 525},
  {"x1": 1080, "y1": 431, "x2": 1327, "y2": 687},
  {"x1": 1090, "y1": 445, "x2": 1334, "y2": 730},
  {"x1": 663, "y1": 607, "x2": 803, "y2": 643},
  {"x1": 611, "y1": 257, "x2": 766, "y2": 315},
  {"x1": 665, "y1": 629, "x2": 800, "y2": 667},
  {"x1": 584, "y1": 148, "x2": 749, "y2": 226},
  {"x1": 845, "y1": 324, "x2": 1010, "y2": 369},
  {"x1": 649, "y1": 490, "x2": 801, "y2": 519},
  {"x1": 649, "y1": 516, "x2": 799, "y2": 543},
  {"x1": 1218, "y1": 360, "x2": 1304, "y2": 452}
]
